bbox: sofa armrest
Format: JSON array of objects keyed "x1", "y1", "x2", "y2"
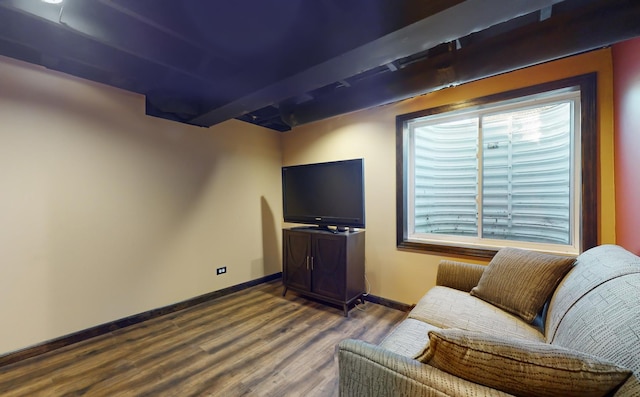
[
  {"x1": 435, "y1": 260, "x2": 485, "y2": 292},
  {"x1": 337, "y1": 339, "x2": 511, "y2": 397}
]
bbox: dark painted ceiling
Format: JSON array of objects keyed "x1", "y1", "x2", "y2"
[{"x1": 0, "y1": 0, "x2": 638, "y2": 131}]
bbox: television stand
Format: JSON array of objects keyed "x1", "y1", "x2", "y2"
[{"x1": 282, "y1": 227, "x2": 365, "y2": 316}]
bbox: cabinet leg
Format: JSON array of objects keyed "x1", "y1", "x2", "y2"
[
  {"x1": 343, "y1": 304, "x2": 349, "y2": 317},
  {"x1": 282, "y1": 286, "x2": 288, "y2": 297}
]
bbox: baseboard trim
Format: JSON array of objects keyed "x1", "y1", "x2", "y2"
[
  {"x1": 363, "y1": 294, "x2": 412, "y2": 312},
  {"x1": 0, "y1": 272, "x2": 282, "y2": 368}
]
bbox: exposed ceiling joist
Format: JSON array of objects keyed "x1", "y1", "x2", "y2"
[
  {"x1": 0, "y1": 0, "x2": 237, "y2": 89},
  {"x1": 189, "y1": 0, "x2": 565, "y2": 127},
  {"x1": 283, "y1": 0, "x2": 640, "y2": 126},
  {"x1": 0, "y1": 0, "x2": 638, "y2": 132}
]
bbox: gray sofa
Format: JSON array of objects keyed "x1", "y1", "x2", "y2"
[{"x1": 338, "y1": 244, "x2": 640, "y2": 396}]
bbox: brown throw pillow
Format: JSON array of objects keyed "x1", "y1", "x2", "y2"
[
  {"x1": 414, "y1": 329, "x2": 632, "y2": 397},
  {"x1": 470, "y1": 247, "x2": 575, "y2": 322}
]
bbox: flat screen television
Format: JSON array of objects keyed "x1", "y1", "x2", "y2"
[{"x1": 282, "y1": 159, "x2": 365, "y2": 230}]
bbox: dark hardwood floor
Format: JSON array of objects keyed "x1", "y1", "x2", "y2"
[{"x1": 0, "y1": 280, "x2": 406, "y2": 396}]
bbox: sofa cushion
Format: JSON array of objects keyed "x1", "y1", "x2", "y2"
[
  {"x1": 470, "y1": 247, "x2": 575, "y2": 323},
  {"x1": 409, "y1": 286, "x2": 545, "y2": 342},
  {"x1": 339, "y1": 339, "x2": 515, "y2": 397},
  {"x1": 378, "y1": 318, "x2": 438, "y2": 358},
  {"x1": 414, "y1": 328, "x2": 632, "y2": 397}
]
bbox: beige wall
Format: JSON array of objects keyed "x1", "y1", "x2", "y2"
[
  {"x1": 0, "y1": 56, "x2": 283, "y2": 355},
  {"x1": 0, "y1": 47, "x2": 618, "y2": 356},
  {"x1": 282, "y1": 48, "x2": 616, "y2": 306}
]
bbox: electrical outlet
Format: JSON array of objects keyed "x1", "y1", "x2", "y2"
[{"x1": 216, "y1": 266, "x2": 227, "y2": 275}]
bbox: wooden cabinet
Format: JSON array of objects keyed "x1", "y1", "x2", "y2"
[{"x1": 282, "y1": 228, "x2": 365, "y2": 316}]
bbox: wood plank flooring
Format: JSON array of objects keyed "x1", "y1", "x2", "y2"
[{"x1": 0, "y1": 280, "x2": 406, "y2": 396}]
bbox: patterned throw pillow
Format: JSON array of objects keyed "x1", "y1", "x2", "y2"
[
  {"x1": 470, "y1": 247, "x2": 575, "y2": 322},
  {"x1": 414, "y1": 329, "x2": 632, "y2": 397}
]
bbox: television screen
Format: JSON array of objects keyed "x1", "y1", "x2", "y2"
[{"x1": 282, "y1": 159, "x2": 365, "y2": 229}]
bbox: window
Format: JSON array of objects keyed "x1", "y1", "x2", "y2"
[{"x1": 396, "y1": 74, "x2": 597, "y2": 258}]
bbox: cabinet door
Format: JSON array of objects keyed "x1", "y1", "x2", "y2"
[
  {"x1": 283, "y1": 231, "x2": 311, "y2": 291},
  {"x1": 311, "y1": 234, "x2": 346, "y2": 300}
]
